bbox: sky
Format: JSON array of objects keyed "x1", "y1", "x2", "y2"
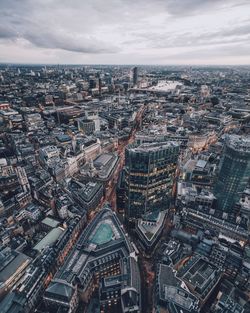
[{"x1": 0, "y1": 0, "x2": 250, "y2": 65}]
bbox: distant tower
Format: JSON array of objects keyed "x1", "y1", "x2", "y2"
[
  {"x1": 132, "y1": 67, "x2": 138, "y2": 87},
  {"x1": 98, "y1": 76, "x2": 102, "y2": 96},
  {"x1": 89, "y1": 159, "x2": 96, "y2": 177},
  {"x1": 72, "y1": 135, "x2": 76, "y2": 153},
  {"x1": 89, "y1": 79, "x2": 96, "y2": 89},
  {"x1": 53, "y1": 101, "x2": 60, "y2": 125},
  {"x1": 118, "y1": 90, "x2": 121, "y2": 106},
  {"x1": 214, "y1": 135, "x2": 250, "y2": 212}
]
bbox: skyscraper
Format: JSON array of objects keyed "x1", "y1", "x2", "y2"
[
  {"x1": 214, "y1": 135, "x2": 250, "y2": 212},
  {"x1": 132, "y1": 66, "x2": 138, "y2": 87},
  {"x1": 98, "y1": 74, "x2": 102, "y2": 96},
  {"x1": 125, "y1": 142, "x2": 179, "y2": 221}
]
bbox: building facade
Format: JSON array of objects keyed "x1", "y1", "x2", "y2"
[
  {"x1": 125, "y1": 142, "x2": 179, "y2": 221},
  {"x1": 214, "y1": 136, "x2": 250, "y2": 212}
]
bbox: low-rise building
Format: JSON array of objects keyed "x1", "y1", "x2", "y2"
[
  {"x1": 67, "y1": 179, "x2": 103, "y2": 213},
  {"x1": 136, "y1": 210, "x2": 167, "y2": 254},
  {"x1": 44, "y1": 205, "x2": 141, "y2": 313},
  {"x1": 155, "y1": 263, "x2": 200, "y2": 313},
  {"x1": 0, "y1": 246, "x2": 31, "y2": 298},
  {"x1": 177, "y1": 255, "x2": 222, "y2": 305}
]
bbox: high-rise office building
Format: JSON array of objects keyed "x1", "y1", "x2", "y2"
[
  {"x1": 89, "y1": 78, "x2": 97, "y2": 89},
  {"x1": 214, "y1": 135, "x2": 250, "y2": 212},
  {"x1": 125, "y1": 142, "x2": 179, "y2": 221},
  {"x1": 98, "y1": 75, "x2": 102, "y2": 96},
  {"x1": 132, "y1": 66, "x2": 138, "y2": 86}
]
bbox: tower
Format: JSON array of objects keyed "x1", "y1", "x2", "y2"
[
  {"x1": 132, "y1": 66, "x2": 138, "y2": 87},
  {"x1": 124, "y1": 142, "x2": 179, "y2": 221},
  {"x1": 72, "y1": 134, "x2": 76, "y2": 154},
  {"x1": 98, "y1": 76, "x2": 102, "y2": 96},
  {"x1": 214, "y1": 135, "x2": 250, "y2": 212}
]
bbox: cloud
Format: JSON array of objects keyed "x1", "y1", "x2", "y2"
[
  {"x1": 0, "y1": 0, "x2": 249, "y2": 64},
  {"x1": 0, "y1": 0, "x2": 121, "y2": 54},
  {"x1": 163, "y1": 0, "x2": 249, "y2": 16},
  {"x1": 0, "y1": 25, "x2": 17, "y2": 39},
  {"x1": 166, "y1": 42, "x2": 250, "y2": 61},
  {"x1": 24, "y1": 30, "x2": 120, "y2": 54},
  {"x1": 122, "y1": 21, "x2": 250, "y2": 51}
]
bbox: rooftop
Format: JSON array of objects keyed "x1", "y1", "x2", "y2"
[
  {"x1": 137, "y1": 211, "x2": 167, "y2": 243},
  {"x1": 94, "y1": 153, "x2": 113, "y2": 168},
  {"x1": 68, "y1": 179, "x2": 102, "y2": 202},
  {"x1": 227, "y1": 135, "x2": 250, "y2": 152},
  {"x1": 34, "y1": 227, "x2": 64, "y2": 252},
  {"x1": 129, "y1": 141, "x2": 179, "y2": 153},
  {"x1": 177, "y1": 255, "x2": 221, "y2": 300},
  {"x1": 45, "y1": 279, "x2": 74, "y2": 302},
  {"x1": 157, "y1": 264, "x2": 199, "y2": 312},
  {"x1": 0, "y1": 247, "x2": 31, "y2": 286},
  {"x1": 41, "y1": 217, "x2": 61, "y2": 229},
  {"x1": 45, "y1": 205, "x2": 141, "y2": 311}
]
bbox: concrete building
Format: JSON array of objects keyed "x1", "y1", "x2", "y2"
[
  {"x1": 136, "y1": 210, "x2": 167, "y2": 254},
  {"x1": 177, "y1": 255, "x2": 222, "y2": 304},
  {"x1": 155, "y1": 264, "x2": 200, "y2": 313},
  {"x1": 77, "y1": 118, "x2": 96, "y2": 135},
  {"x1": 67, "y1": 179, "x2": 103, "y2": 213},
  {"x1": 44, "y1": 205, "x2": 141, "y2": 313},
  {"x1": 0, "y1": 246, "x2": 31, "y2": 298}
]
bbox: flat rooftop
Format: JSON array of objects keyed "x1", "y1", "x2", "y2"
[
  {"x1": 41, "y1": 217, "x2": 60, "y2": 228},
  {"x1": 164, "y1": 285, "x2": 195, "y2": 310},
  {"x1": 228, "y1": 135, "x2": 250, "y2": 152},
  {"x1": 0, "y1": 249, "x2": 31, "y2": 284},
  {"x1": 69, "y1": 180, "x2": 102, "y2": 201},
  {"x1": 178, "y1": 256, "x2": 220, "y2": 300},
  {"x1": 129, "y1": 141, "x2": 179, "y2": 153},
  {"x1": 137, "y1": 211, "x2": 167, "y2": 243},
  {"x1": 94, "y1": 153, "x2": 113, "y2": 167},
  {"x1": 34, "y1": 227, "x2": 64, "y2": 252}
]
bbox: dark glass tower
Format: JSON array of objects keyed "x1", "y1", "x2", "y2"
[
  {"x1": 214, "y1": 136, "x2": 250, "y2": 212},
  {"x1": 125, "y1": 142, "x2": 179, "y2": 221},
  {"x1": 132, "y1": 66, "x2": 138, "y2": 87}
]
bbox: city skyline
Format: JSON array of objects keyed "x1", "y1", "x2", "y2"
[
  {"x1": 0, "y1": 1, "x2": 250, "y2": 312},
  {"x1": 0, "y1": 0, "x2": 250, "y2": 65},
  {"x1": 0, "y1": 60, "x2": 249, "y2": 313}
]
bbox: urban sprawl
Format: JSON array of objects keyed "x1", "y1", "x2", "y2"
[{"x1": 0, "y1": 64, "x2": 249, "y2": 313}]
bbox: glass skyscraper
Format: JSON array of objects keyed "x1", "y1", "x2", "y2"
[
  {"x1": 132, "y1": 66, "x2": 138, "y2": 86},
  {"x1": 214, "y1": 135, "x2": 250, "y2": 212},
  {"x1": 125, "y1": 142, "x2": 179, "y2": 220}
]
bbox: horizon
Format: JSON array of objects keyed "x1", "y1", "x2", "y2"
[{"x1": 1, "y1": 62, "x2": 250, "y2": 67}]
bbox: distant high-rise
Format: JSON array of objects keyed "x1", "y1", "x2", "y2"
[
  {"x1": 132, "y1": 66, "x2": 138, "y2": 86},
  {"x1": 89, "y1": 78, "x2": 96, "y2": 89},
  {"x1": 125, "y1": 142, "x2": 179, "y2": 221},
  {"x1": 214, "y1": 135, "x2": 250, "y2": 212},
  {"x1": 98, "y1": 77, "x2": 102, "y2": 95}
]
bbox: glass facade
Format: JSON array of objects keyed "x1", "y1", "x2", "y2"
[
  {"x1": 214, "y1": 136, "x2": 250, "y2": 212},
  {"x1": 125, "y1": 142, "x2": 179, "y2": 220}
]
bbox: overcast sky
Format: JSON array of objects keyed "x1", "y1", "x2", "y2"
[{"x1": 0, "y1": 0, "x2": 250, "y2": 65}]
